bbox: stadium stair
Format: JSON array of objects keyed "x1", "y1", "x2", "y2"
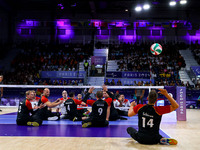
[{"x1": 179, "y1": 49, "x2": 197, "y2": 85}]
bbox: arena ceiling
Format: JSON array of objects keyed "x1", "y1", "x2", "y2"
[{"x1": 0, "y1": 0, "x2": 200, "y2": 22}]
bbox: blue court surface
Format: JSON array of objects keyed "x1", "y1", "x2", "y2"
[{"x1": 0, "y1": 112, "x2": 170, "y2": 138}]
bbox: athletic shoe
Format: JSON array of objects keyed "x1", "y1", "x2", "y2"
[
  {"x1": 48, "y1": 116, "x2": 59, "y2": 121},
  {"x1": 0, "y1": 109, "x2": 2, "y2": 112},
  {"x1": 82, "y1": 122, "x2": 92, "y2": 128},
  {"x1": 27, "y1": 121, "x2": 39, "y2": 127},
  {"x1": 31, "y1": 122, "x2": 39, "y2": 127},
  {"x1": 160, "y1": 138, "x2": 178, "y2": 145},
  {"x1": 27, "y1": 121, "x2": 32, "y2": 126}
]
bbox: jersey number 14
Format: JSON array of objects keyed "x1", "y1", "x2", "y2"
[{"x1": 142, "y1": 117, "x2": 154, "y2": 128}]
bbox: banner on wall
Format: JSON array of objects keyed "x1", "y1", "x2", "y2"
[
  {"x1": 41, "y1": 71, "x2": 86, "y2": 78},
  {"x1": 176, "y1": 86, "x2": 186, "y2": 121},
  {"x1": 91, "y1": 56, "x2": 106, "y2": 65},
  {"x1": 122, "y1": 72, "x2": 150, "y2": 79},
  {"x1": 106, "y1": 72, "x2": 122, "y2": 78},
  {"x1": 106, "y1": 71, "x2": 150, "y2": 79}
]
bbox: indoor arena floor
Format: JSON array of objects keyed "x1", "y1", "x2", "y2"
[{"x1": 0, "y1": 107, "x2": 199, "y2": 150}]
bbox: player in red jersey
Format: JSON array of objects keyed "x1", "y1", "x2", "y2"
[
  {"x1": 127, "y1": 89, "x2": 179, "y2": 145},
  {"x1": 77, "y1": 94, "x2": 90, "y2": 116},
  {"x1": 38, "y1": 88, "x2": 62, "y2": 121}
]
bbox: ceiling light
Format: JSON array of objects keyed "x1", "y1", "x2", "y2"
[
  {"x1": 180, "y1": 0, "x2": 187, "y2": 5},
  {"x1": 143, "y1": 4, "x2": 150, "y2": 10},
  {"x1": 169, "y1": 1, "x2": 176, "y2": 6},
  {"x1": 135, "y1": 6, "x2": 142, "y2": 12}
]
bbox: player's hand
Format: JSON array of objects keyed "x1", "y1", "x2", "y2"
[
  {"x1": 88, "y1": 87, "x2": 95, "y2": 93},
  {"x1": 158, "y1": 89, "x2": 168, "y2": 96},
  {"x1": 39, "y1": 103, "x2": 45, "y2": 109},
  {"x1": 130, "y1": 101, "x2": 136, "y2": 107},
  {"x1": 55, "y1": 98, "x2": 60, "y2": 103},
  {"x1": 102, "y1": 85, "x2": 108, "y2": 91},
  {"x1": 81, "y1": 102, "x2": 86, "y2": 106}
]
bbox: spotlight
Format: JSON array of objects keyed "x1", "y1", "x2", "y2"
[
  {"x1": 169, "y1": 1, "x2": 176, "y2": 6},
  {"x1": 180, "y1": 0, "x2": 187, "y2": 5},
  {"x1": 135, "y1": 6, "x2": 142, "y2": 12},
  {"x1": 125, "y1": 9, "x2": 128, "y2": 12},
  {"x1": 143, "y1": 4, "x2": 150, "y2": 10}
]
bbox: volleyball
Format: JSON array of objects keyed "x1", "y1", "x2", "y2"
[{"x1": 150, "y1": 43, "x2": 162, "y2": 55}]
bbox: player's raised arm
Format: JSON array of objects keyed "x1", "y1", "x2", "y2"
[
  {"x1": 102, "y1": 85, "x2": 115, "y2": 100},
  {"x1": 128, "y1": 101, "x2": 137, "y2": 117},
  {"x1": 82, "y1": 87, "x2": 95, "y2": 103},
  {"x1": 158, "y1": 89, "x2": 179, "y2": 112}
]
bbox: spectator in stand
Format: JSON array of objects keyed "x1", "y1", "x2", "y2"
[
  {"x1": 84, "y1": 60, "x2": 89, "y2": 74},
  {"x1": 63, "y1": 80, "x2": 67, "y2": 85},
  {"x1": 58, "y1": 80, "x2": 63, "y2": 85},
  {"x1": 117, "y1": 79, "x2": 122, "y2": 86},
  {"x1": 186, "y1": 81, "x2": 192, "y2": 89},
  {"x1": 104, "y1": 79, "x2": 110, "y2": 85},
  {"x1": 68, "y1": 80, "x2": 72, "y2": 85},
  {"x1": 110, "y1": 79, "x2": 116, "y2": 86},
  {"x1": 78, "y1": 80, "x2": 83, "y2": 86},
  {"x1": 91, "y1": 63, "x2": 96, "y2": 76},
  {"x1": 181, "y1": 81, "x2": 185, "y2": 86},
  {"x1": 74, "y1": 80, "x2": 78, "y2": 86}
]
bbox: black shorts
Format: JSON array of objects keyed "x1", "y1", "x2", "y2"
[
  {"x1": 127, "y1": 127, "x2": 162, "y2": 144},
  {"x1": 136, "y1": 132, "x2": 163, "y2": 144},
  {"x1": 69, "y1": 110, "x2": 84, "y2": 121}
]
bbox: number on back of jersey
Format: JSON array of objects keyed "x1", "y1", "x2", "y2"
[
  {"x1": 142, "y1": 117, "x2": 154, "y2": 128},
  {"x1": 66, "y1": 105, "x2": 70, "y2": 112},
  {"x1": 18, "y1": 102, "x2": 22, "y2": 113},
  {"x1": 98, "y1": 108, "x2": 103, "y2": 116}
]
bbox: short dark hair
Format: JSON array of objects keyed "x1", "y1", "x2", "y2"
[
  {"x1": 69, "y1": 92, "x2": 75, "y2": 97},
  {"x1": 148, "y1": 90, "x2": 158, "y2": 104},
  {"x1": 96, "y1": 91, "x2": 103, "y2": 99}
]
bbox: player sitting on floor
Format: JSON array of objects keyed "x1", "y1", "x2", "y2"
[
  {"x1": 64, "y1": 92, "x2": 88, "y2": 121},
  {"x1": 38, "y1": 88, "x2": 62, "y2": 121},
  {"x1": 82, "y1": 87, "x2": 110, "y2": 128},
  {"x1": 102, "y1": 85, "x2": 127, "y2": 120},
  {"x1": 113, "y1": 94, "x2": 130, "y2": 116},
  {"x1": 29, "y1": 90, "x2": 40, "y2": 113},
  {"x1": 127, "y1": 89, "x2": 179, "y2": 145},
  {"x1": 77, "y1": 94, "x2": 90, "y2": 116},
  {"x1": 16, "y1": 90, "x2": 44, "y2": 127},
  {"x1": 56, "y1": 90, "x2": 69, "y2": 119}
]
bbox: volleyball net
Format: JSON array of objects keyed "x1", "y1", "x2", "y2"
[{"x1": 0, "y1": 85, "x2": 165, "y2": 107}]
